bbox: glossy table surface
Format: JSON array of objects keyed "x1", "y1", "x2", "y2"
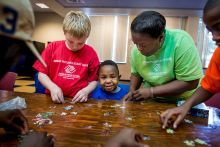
[{"x1": 0, "y1": 90, "x2": 219, "y2": 147}]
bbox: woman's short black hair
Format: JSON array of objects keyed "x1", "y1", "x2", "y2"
[
  {"x1": 99, "y1": 60, "x2": 119, "y2": 75},
  {"x1": 131, "y1": 11, "x2": 166, "y2": 38}
]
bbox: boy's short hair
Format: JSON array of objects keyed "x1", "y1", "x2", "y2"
[
  {"x1": 63, "y1": 11, "x2": 91, "y2": 38},
  {"x1": 131, "y1": 11, "x2": 166, "y2": 38},
  {"x1": 204, "y1": 0, "x2": 220, "y2": 13},
  {"x1": 100, "y1": 60, "x2": 119, "y2": 75}
]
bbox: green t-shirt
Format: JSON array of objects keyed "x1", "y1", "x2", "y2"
[{"x1": 131, "y1": 29, "x2": 203, "y2": 102}]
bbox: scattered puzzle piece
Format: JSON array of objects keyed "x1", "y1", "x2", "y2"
[
  {"x1": 194, "y1": 138, "x2": 207, "y2": 145},
  {"x1": 110, "y1": 104, "x2": 121, "y2": 108},
  {"x1": 119, "y1": 106, "x2": 126, "y2": 109},
  {"x1": 183, "y1": 140, "x2": 195, "y2": 146},
  {"x1": 166, "y1": 128, "x2": 174, "y2": 134},
  {"x1": 64, "y1": 105, "x2": 74, "y2": 110},
  {"x1": 156, "y1": 112, "x2": 161, "y2": 115},
  {"x1": 49, "y1": 106, "x2": 56, "y2": 109},
  {"x1": 32, "y1": 112, "x2": 54, "y2": 127},
  {"x1": 61, "y1": 112, "x2": 67, "y2": 116},
  {"x1": 70, "y1": 112, "x2": 78, "y2": 115},
  {"x1": 103, "y1": 122, "x2": 112, "y2": 128},
  {"x1": 125, "y1": 117, "x2": 133, "y2": 121},
  {"x1": 104, "y1": 112, "x2": 113, "y2": 116},
  {"x1": 83, "y1": 126, "x2": 93, "y2": 129},
  {"x1": 143, "y1": 135, "x2": 151, "y2": 141},
  {"x1": 184, "y1": 119, "x2": 193, "y2": 124}
]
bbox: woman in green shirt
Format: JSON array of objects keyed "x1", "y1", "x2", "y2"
[{"x1": 124, "y1": 11, "x2": 203, "y2": 103}]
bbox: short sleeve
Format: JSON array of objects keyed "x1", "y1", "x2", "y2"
[
  {"x1": 201, "y1": 47, "x2": 220, "y2": 93},
  {"x1": 131, "y1": 46, "x2": 140, "y2": 76},
  {"x1": 174, "y1": 33, "x2": 203, "y2": 81},
  {"x1": 32, "y1": 43, "x2": 52, "y2": 75}
]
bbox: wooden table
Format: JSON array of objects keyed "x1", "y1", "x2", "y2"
[{"x1": 0, "y1": 90, "x2": 220, "y2": 147}]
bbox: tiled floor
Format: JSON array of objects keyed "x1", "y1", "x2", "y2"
[{"x1": 14, "y1": 76, "x2": 35, "y2": 93}]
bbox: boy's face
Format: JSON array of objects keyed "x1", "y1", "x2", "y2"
[
  {"x1": 99, "y1": 65, "x2": 120, "y2": 92},
  {"x1": 203, "y1": 5, "x2": 220, "y2": 46},
  {"x1": 65, "y1": 32, "x2": 87, "y2": 51}
]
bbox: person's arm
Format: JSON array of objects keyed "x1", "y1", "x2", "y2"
[
  {"x1": 18, "y1": 132, "x2": 54, "y2": 147},
  {"x1": 160, "y1": 86, "x2": 213, "y2": 129},
  {"x1": 105, "y1": 128, "x2": 148, "y2": 147},
  {"x1": 123, "y1": 74, "x2": 143, "y2": 101},
  {"x1": 130, "y1": 74, "x2": 143, "y2": 92},
  {"x1": 153, "y1": 79, "x2": 199, "y2": 97},
  {"x1": 0, "y1": 109, "x2": 28, "y2": 134},
  {"x1": 129, "y1": 79, "x2": 199, "y2": 101},
  {"x1": 72, "y1": 81, "x2": 98, "y2": 103},
  {"x1": 38, "y1": 72, "x2": 64, "y2": 103}
]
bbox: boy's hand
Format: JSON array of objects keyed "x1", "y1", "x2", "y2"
[
  {"x1": 18, "y1": 132, "x2": 54, "y2": 147},
  {"x1": 105, "y1": 128, "x2": 148, "y2": 147},
  {"x1": 72, "y1": 89, "x2": 88, "y2": 103},
  {"x1": 49, "y1": 85, "x2": 64, "y2": 104},
  {"x1": 0, "y1": 110, "x2": 28, "y2": 135},
  {"x1": 160, "y1": 105, "x2": 189, "y2": 129}
]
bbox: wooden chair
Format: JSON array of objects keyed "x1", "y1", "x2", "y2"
[{"x1": 0, "y1": 72, "x2": 17, "y2": 91}]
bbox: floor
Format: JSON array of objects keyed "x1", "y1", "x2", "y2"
[{"x1": 14, "y1": 76, "x2": 35, "y2": 93}]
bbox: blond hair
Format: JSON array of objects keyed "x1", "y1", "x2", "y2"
[{"x1": 63, "y1": 11, "x2": 91, "y2": 38}]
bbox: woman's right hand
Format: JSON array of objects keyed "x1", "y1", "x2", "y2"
[{"x1": 122, "y1": 91, "x2": 133, "y2": 101}]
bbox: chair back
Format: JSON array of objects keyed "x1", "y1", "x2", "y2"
[
  {"x1": 34, "y1": 73, "x2": 45, "y2": 94},
  {"x1": 0, "y1": 72, "x2": 17, "y2": 91}
]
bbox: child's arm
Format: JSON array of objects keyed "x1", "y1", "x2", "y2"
[
  {"x1": 160, "y1": 86, "x2": 213, "y2": 129},
  {"x1": 38, "y1": 72, "x2": 64, "y2": 103},
  {"x1": 72, "y1": 81, "x2": 98, "y2": 103}
]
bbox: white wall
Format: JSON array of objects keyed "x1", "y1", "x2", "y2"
[{"x1": 33, "y1": 12, "x2": 65, "y2": 43}]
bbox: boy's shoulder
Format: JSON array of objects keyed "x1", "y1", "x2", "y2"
[
  {"x1": 83, "y1": 44, "x2": 97, "y2": 52},
  {"x1": 118, "y1": 83, "x2": 129, "y2": 93},
  {"x1": 118, "y1": 83, "x2": 129, "y2": 88}
]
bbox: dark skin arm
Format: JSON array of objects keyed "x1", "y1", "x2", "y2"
[
  {"x1": 18, "y1": 132, "x2": 54, "y2": 147},
  {"x1": 105, "y1": 128, "x2": 148, "y2": 147},
  {"x1": 160, "y1": 86, "x2": 213, "y2": 129},
  {"x1": 126, "y1": 78, "x2": 199, "y2": 101},
  {"x1": 123, "y1": 74, "x2": 143, "y2": 101},
  {"x1": 0, "y1": 109, "x2": 28, "y2": 135}
]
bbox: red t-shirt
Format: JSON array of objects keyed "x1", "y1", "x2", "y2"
[
  {"x1": 201, "y1": 47, "x2": 220, "y2": 93},
  {"x1": 33, "y1": 40, "x2": 100, "y2": 97}
]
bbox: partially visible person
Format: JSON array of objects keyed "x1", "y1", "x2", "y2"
[
  {"x1": 123, "y1": 11, "x2": 203, "y2": 103},
  {"x1": 160, "y1": 0, "x2": 220, "y2": 129},
  {"x1": 0, "y1": 0, "x2": 53, "y2": 146},
  {"x1": 105, "y1": 128, "x2": 148, "y2": 147},
  {"x1": 91, "y1": 60, "x2": 129, "y2": 100},
  {"x1": 33, "y1": 11, "x2": 99, "y2": 104},
  {"x1": 18, "y1": 132, "x2": 54, "y2": 147},
  {"x1": 0, "y1": 109, "x2": 28, "y2": 135}
]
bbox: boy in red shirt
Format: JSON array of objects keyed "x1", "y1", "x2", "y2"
[
  {"x1": 160, "y1": 0, "x2": 220, "y2": 129},
  {"x1": 33, "y1": 11, "x2": 99, "y2": 104}
]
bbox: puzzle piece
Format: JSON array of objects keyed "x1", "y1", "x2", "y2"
[{"x1": 166, "y1": 128, "x2": 174, "y2": 134}]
